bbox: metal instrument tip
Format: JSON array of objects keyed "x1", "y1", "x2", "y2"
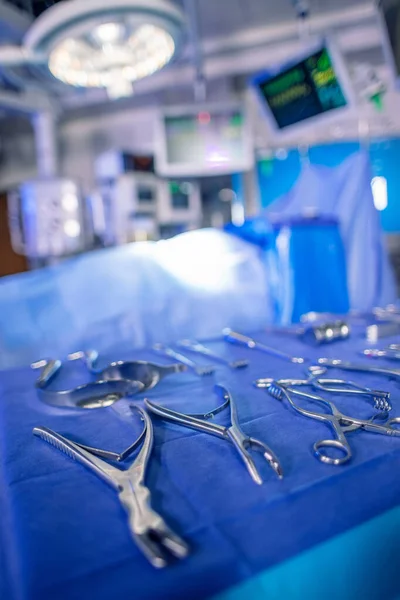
[
  {"x1": 268, "y1": 457, "x2": 284, "y2": 479},
  {"x1": 293, "y1": 357, "x2": 305, "y2": 364}
]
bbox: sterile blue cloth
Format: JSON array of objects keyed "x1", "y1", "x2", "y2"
[
  {"x1": 265, "y1": 151, "x2": 396, "y2": 310},
  {"x1": 0, "y1": 229, "x2": 272, "y2": 370},
  {"x1": 1, "y1": 330, "x2": 400, "y2": 599},
  {"x1": 216, "y1": 504, "x2": 400, "y2": 600}
]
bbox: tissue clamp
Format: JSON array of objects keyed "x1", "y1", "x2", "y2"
[
  {"x1": 264, "y1": 382, "x2": 400, "y2": 465},
  {"x1": 145, "y1": 384, "x2": 283, "y2": 485},
  {"x1": 255, "y1": 365, "x2": 392, "y2": 413}
]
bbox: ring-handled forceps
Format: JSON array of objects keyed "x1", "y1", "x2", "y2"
[
  {"x1": 32, "y1": 359, "x2": 144, "y2": 410},
  {"x1": 255, "y1": 365, "x2": 392, "y2": 413},
  {"x1": 67, "y1": 350, "x2": 187, "y2": 390},
  {"x1": 264, "y1": 382, "x2": 400, "y2": 466},
  {"x1": 145, "y1": 384, "x2": 283, "y2": 485},
  {"x1": 33, "y1": 407, "x2": 189, "y2": 568}
]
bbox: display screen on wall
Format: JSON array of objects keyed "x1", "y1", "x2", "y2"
[
  {"x1": 255, "y1": 47, "x2": 348, "y2": 129},
  {"x1": 157, "y1": 105, "x2": 253, "y2": 177},
  {"x1": 166, "y1": 112, "x2": 244, "y2": 164}
]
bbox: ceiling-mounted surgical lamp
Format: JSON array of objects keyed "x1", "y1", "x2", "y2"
[{"x1": 0, "y1": 0, "x2": 185, "y2": 98}]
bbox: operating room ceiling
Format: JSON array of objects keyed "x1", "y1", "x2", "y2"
[
  {"x1": 6, "y1": 0, "x2": 373, "y2": 30},
  {"x1": 0, "y1": 0, "x2": 398, "y2": 145}
]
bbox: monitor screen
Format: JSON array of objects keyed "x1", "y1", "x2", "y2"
[
  {"x1": 123, "y1": 154, "x2": 155, "y2": 173},
  {"x1": 157, "y1": 105, "x2": 253, "y2": 177},
  {"x1": 165, "y1": 111, "x2": 244, "y2": 165},
  {"x1": 255, "y1": 46, "x2": 348, "y2": 130},
  {"x1": 169, "y1": 181, "x2": 190, "y2": 209},
  {"x1": 137, "y1": 185, "x2": 154, "y2": 203}
]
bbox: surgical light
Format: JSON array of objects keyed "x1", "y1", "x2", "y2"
[
  {"x1": 2, "y1": 0, "x2": 185, "y2": 98},
  {"x1": 48, "y1": 23, "x2": 176, "y2": 91},
  {"x1": 93, "y1": 22, "x2": 125, "y2": 44}
]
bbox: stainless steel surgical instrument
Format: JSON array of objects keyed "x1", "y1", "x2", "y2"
[
  {"x1": 32, "y1": 358, "x2": 144, "y2": 409},
  {"x1": 317, "y1": 358, "x2": 400, "y2": 382},
  {"x1": 362, "y1": 347, "x2": 400, "y2": 361},
  {"x1": 177, "y1": 340, "x2": 249, "y2": 369},
  {"x1": 223, "y1": 329, "x2": 306, "y2": 364},
  {"x1": 266, "y1": 320, "x2": 350, "y2": 345},
  {"x1": 68, "y1": 350, "x2": 187, "y2": 389},
  {"x1": 152, "y1": 343, "x2": 215, "y2": 376},
  {"x1": 264, "y1": 382, "x2": 400, "y2": 465},
  {"x1": 33, "y1": 407, "x2": 189, "y2": 568},
  {"x1": 145, "y1": 385, "x2": 283, "y2": 485},
  {"x1": 255, "y1": 366, "x2": 392, "y2": 412}
]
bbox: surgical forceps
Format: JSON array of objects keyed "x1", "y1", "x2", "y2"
[
  {"x1": 32, "y1": 359, "x2": 144, "y2": 410},
  {"x1": 33, "y1": 407, "x2": 189, "y2": 568},
  {"x1": 223, "y1": 329, "x2": 306, "y2": 364},
  {"x1": 145, "y1": 385, "x2": 283, "y2": 485},
  {"x1": 255, "y1": 365, "x2": 392, "y2": 412},
  {"x1": 68, "y1": 350, "x2": 187, "y2": 389},
  {"x1": 152, "y1": 344, "x2": 216, "y2": 376},
  {"x1": 264, "y1": 382, "x2": 400, "y2": 465},
  {"x1": 177, "y1": 340, "x2": 249, "y2": 369},
  {"x1": 318, "y1": 358, "x2": 400, "y2": 383}
]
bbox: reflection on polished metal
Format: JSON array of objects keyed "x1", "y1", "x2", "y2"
[
  {"x1": 177, "y1": 339, "x2": 249, "y2": 369},
  {"x1": 267, "y1": 320, "x2": 350, "y2": 345},
  {"x1": 301, "y1": 311, "x2": 350, "y2": 323},
  {"x1": 31, "y1": 358, "x2": 144, "y2": 410},
  {"x1": 33, "y1": 407, "x2": 189, "y2": 568},
  {"x1": 145, "y1": 384, "x2": 283, "y2": 485},
  {"x1": 318, "y1": 358, "x2": 400, "y2": 382},
  {"x1": 152, "y1": 343, "x2": 216, "y2": 376},
  {"x1": 255, "y1": 365, "x2": 392, "y2": 413},
  {"x1": 223, "y1": 329, "x2": 306, "y2": 364},
  {"x1": 68, "y1": 349, "x2": 187, "y2": 390},
  {"x1": 362, "y1": 346, "x2": 400, "y2": 361},
  {"x1": 264, "y1": 382, "x2": 400, "y2": 466}
]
